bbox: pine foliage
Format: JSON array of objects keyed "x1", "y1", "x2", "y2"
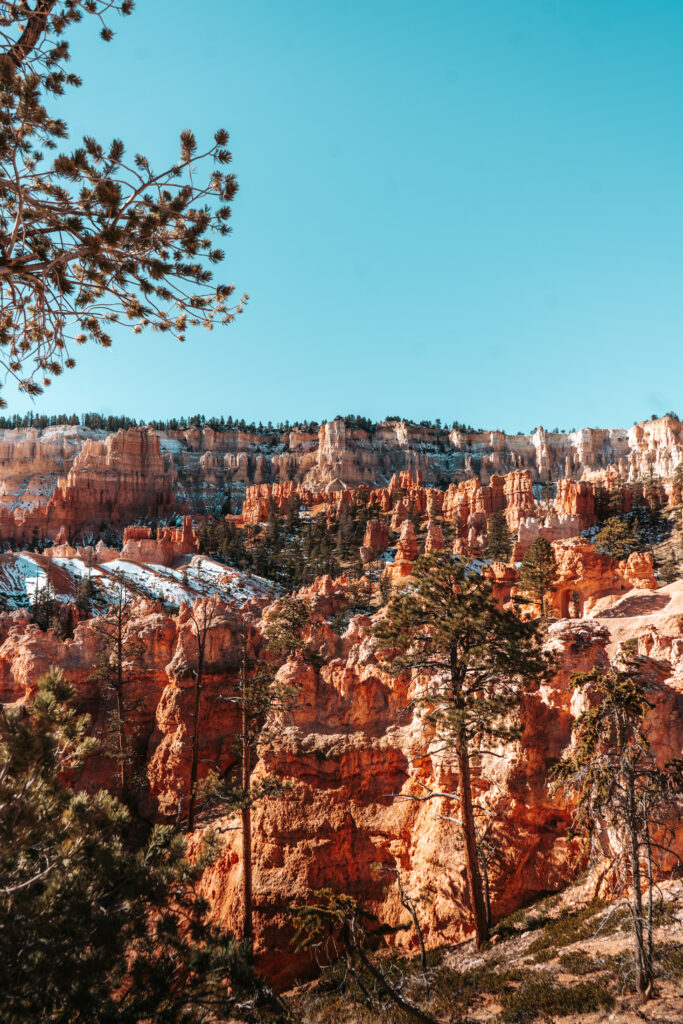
[
  {"x1": 593, "y1": 516, "x2": 641, "y2": 560},
  {"x1": 519, "y1": 537, "x2": 558, "y2": 615},
  {"x1": 373, "y1": 551, "x2": 552, "y2": 947},
  {"x1": 0, "y1": 667, "x2": 286, "y2": 1022},
  {"x1": 0, "y1": 2, "x2": 245, "y2": 401},
  {"x1": 551, "y1": 667, "x2": 683, "y2": 1002},
  {"x1": 485, "y1": 510, "x2": 513, "y2": 561}
]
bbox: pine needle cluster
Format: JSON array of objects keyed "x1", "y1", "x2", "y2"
[{"x1": 0, "y1": 2, "x2": 246, "y2": 402}]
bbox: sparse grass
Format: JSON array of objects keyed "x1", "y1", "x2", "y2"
[
  {"x1": 498, "y1": 975, "x2": 614, "y2": 1022},
  {"x1": 600, "y1": 949, "x2": 638, "y2": 995},
  {"x1": 526, "y1": 900, "x2": 629, "y2": 955},
  {"x1": 557, "y1": 950, "x2": 600, "y2": 975},
  {"x1": 659, "y1": 943, "x2": 683, "y2": 980},
  {"x1": 531, "y1": 948, "x2": 555, "y2": 964},
  {"x1": 492, "y1": 893, "x2": 561, "y2": 941},
  {"x1": 291, "y1": 894, "x2": 680, "y2": 1023},
  {"x1": 292, "y1": 957, "x2": 615, "y2": 1023},
  {"x1": 652, "y1": 899, "x2": 678, "y2": 926}
]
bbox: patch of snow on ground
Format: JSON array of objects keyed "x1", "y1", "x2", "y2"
[
  {"x1": 158, "y1": 437, "x2": 185, "y2": 454},
  {"x1": 0, "y1": 551, "x2": 278, "y2": 613},
  {"x1": 0, "y1": 554, "x2": 73, "y2": 608},
  {"x1": 98, "y1": 556, "x2": 275, "y2": 607},
  {"x1": 51, "y1": 557, "x2": 104, "y2": 581}
]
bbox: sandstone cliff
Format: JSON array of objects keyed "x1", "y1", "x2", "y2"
[
  {"x1": 0, "y1": 415, "x2": 680, "y2": 539},
  {"x1": 2, "y1": 577, "x2": 681, "y2": 987}
]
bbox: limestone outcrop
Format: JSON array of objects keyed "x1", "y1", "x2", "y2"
[
  {"x1": 550, "y1": 540, "x2": 657, "y2": 617},
  {"x1": 0, "y1": 415, "x2": 679, "y2": 540},
  {"x1": 514, "y1": 512, "x2": 583, "y2": 560},
  {"x1": 0, "y1": 415, "x2": 679, "y2": 541},
  {"x1": 0, "y1": 427, "x2": 176, "y2": 544},
  {"x1": 554, "y1": 478, "x2": 596, "y2": 529}
]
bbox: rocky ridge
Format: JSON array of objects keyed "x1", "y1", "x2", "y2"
[
  {"x1": 0, "y1": 415, "x2": 681, "y2": 542},
  {"x1": 1, "y1": 572, "x2": 682, "y2": 987}
]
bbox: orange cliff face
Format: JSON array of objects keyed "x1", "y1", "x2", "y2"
[
  {"x1": 47, "y1": 428, "x2": 176, "y2": 536},
  {"x1": 121, "y1": 516, "x2": 197, "y2": 566},
  {"x1": 1, "y1": 578, "x2": 681, "y2": 988},
  {"x1": 0, "y1": 427, "x2": 176, "y2": 544},
  {"x1": 0, "y1": 415, "x2": 680, "y2": 548},
  {"x1": 554, "y1": 478, "x2": 596, "y2": 529},
  {"x1": 199, "y1": 612, "x2": 683, "y2": 987}
]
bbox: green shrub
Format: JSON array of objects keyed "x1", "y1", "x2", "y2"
[
  {"x1": 526, "y1": 901, "x2": 621, "y2": 954},
  {"x1": 531, "y1": 948, "x2": 555, "y2": 964},
  {"x1": 660, "y1": 943, "x2": 683, "y2": 980},
  {"x1": 557, "y1": 950, "x2": 600, "y2": 975},
  {"x1": 499, "y1": 976, "x2": 614, "y2": 1022}
]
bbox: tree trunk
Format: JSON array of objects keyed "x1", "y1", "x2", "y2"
[
  {"x1": 186, "y1": 649, "x2": 203, "y2": 833},
  {"x1": 116, "y1": 616, "x2": 126, "y2": 795},
  {"x1": 114, "y1": 687, "x2": 126, "y2": 795},
  {"x1": 643, "y1": 805, "x2": 655, "y2": 989},
  {"x1": 480, "y1": 844, "x2": 492, "y2": 931},
  {"x1": 626, "y1": 766, "x2": 650, "y2": 1002},
  {"x1": 456, "y1": 733, "x2": 489, "y2": 948},
  {"x1": 241, "y1": 647, "x2": 253, "y2": 942}
]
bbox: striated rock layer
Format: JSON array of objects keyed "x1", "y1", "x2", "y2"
[
  {"x1": 0, "y1": 415, "x2": 680, "y2": 539},
  {"x1": 1, "y1": 581, "x2": 681, "y2": 987},
  {"x1": 0, "y1": 428, "x2": 176, "y2": 543}
]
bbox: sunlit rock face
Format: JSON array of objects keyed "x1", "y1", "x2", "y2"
[
  {"x1": 3, "y1": 573, "x2": 681, "y2": 988},
  {"x1": 0, "y1": 415, "x2": 678, "y2": 537}
]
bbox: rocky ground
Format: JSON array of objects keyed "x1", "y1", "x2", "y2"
[{"x1": 290, "y1": 880, "x2": 683, "y2": 1023}]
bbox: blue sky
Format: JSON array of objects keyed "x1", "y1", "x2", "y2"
[{"x1": 7, "y1": 1, "x2": 683, "y2": 430}]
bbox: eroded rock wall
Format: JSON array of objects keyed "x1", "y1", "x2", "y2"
[
  {"x1": 0, "y1": 415, "x2": 679, "y2": 543},
  {"x1": 2, "y1": 587, "x2": 681, "y2": 987}
]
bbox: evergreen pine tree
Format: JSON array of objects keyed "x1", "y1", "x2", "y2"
[
  {"x1": 88, "y1": 575, "x2": 144, "y2": 800},
  {"x1": 0, "y1": 668, "x2": 288, "y2": 1022},
  {"x1": 485, "y1": 510, "x2": 513, "y2": 561},
  {"x1": 519, "y1": 537, "x2": 558, "y2": 616},
  {"x1": 672, "y1": 463, "x2": 683, "y2": 503},
  {"x1": 552, "y1": 668, "x2": 683, "y2": 1003},
  {"x1": 373, "y1": 551, "x2": 551, "y2": 948},
  {"x1": 594, "y1": 516, "x2": 641, "y2": 560}
]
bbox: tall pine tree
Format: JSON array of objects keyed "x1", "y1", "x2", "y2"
[
  {"x1": 373, "y1": 551, "x2": 551, "y2": 947},
  {"x1": 519, "y1": 537, "x2": 558, "y2": 616},
  {"x1": 485, "y1": 510, "x2": 513, "y2": 562}
]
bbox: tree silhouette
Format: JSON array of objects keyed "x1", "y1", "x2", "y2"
[{"x1": 0, "y1": 1, "x2": 245, "y2": 401}]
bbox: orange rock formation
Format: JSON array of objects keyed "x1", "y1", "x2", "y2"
[
  {"x1": 121, "y1": 516, "x2": 197, "y2": 566},
  {"x1": 1, "y1": 577, "x2": 681, "y2": 988}
]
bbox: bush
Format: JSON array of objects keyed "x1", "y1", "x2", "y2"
[
  {"x1": 526, "y1": 901, "x2": 616, "y2": 955},
  {"x1": 499, "y1": 975, "x2": 614, "y2": 1022},
  {"x1": 558, "y1": 950, "x2": 600, "y2": 975}
]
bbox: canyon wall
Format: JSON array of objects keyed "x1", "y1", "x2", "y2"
[
  {"x1": 0, "y1": 415, "x2": 679, "y2": 542},
  {"x1": 0, "y1": 427, "x2": 176, "y2": 543},
  {"x1": 1, "y1": 586, "x2": 682, "y2": 987}
]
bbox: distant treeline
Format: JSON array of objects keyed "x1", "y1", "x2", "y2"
[
  {"x1": 0, "y1": 410, "x2": 677, "y2": 435},
  {"x1": 0, "y1": 412, "x2": 481, "y2": 434}
]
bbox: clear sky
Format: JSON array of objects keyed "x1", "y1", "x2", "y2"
[{"x1": 6, "y1": 0, "x2": 683, "y2": 431}]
